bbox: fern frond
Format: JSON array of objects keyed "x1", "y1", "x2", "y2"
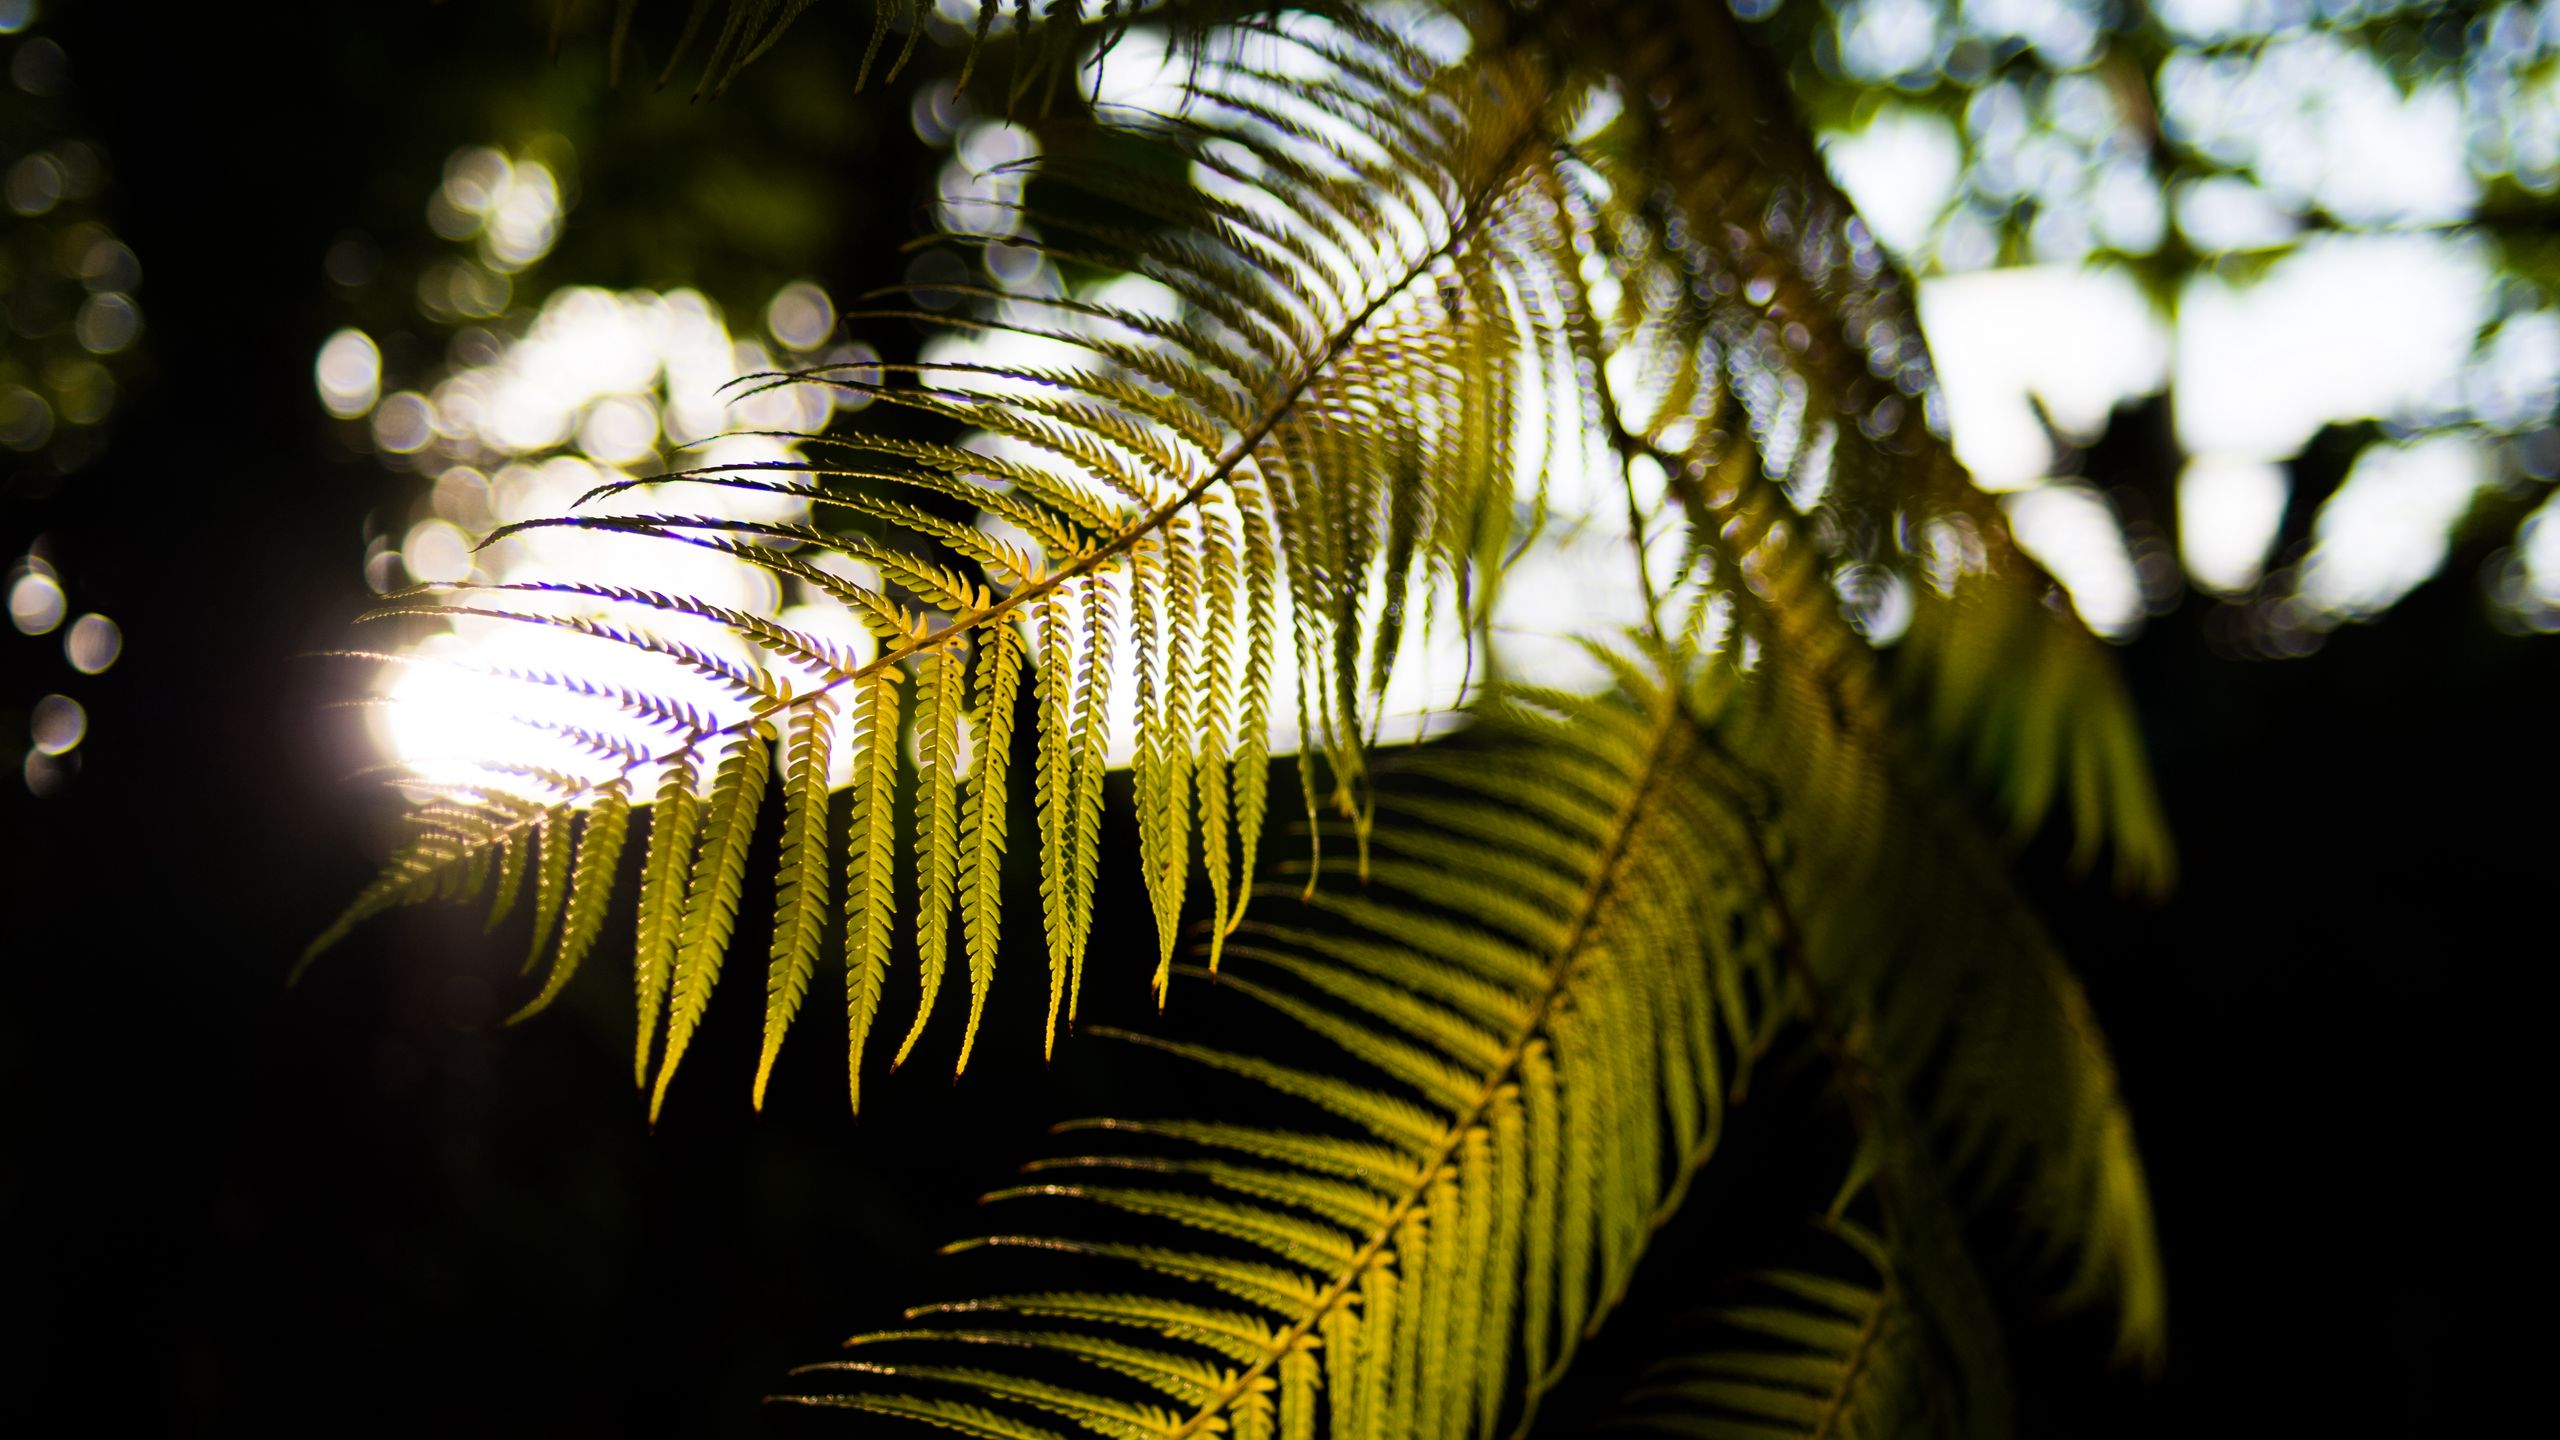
[
  {"x1": 799, "y1": 664, "x2": 1765, "y2": 1438},
  {"x1": 1567, "y1": 0, "x2": 2174, "y2": 895},
  {"x1": 794, "y1": 603, "x2": 2166, "y2": 1430},
  {"x1": 1035, "y1": 588, "x2": 1081, "y2": 1047},
  {"x1": 1194, "y1": 506, "x2": 1242, "y2": 971},
  {"x1": 295, "y1": 810, "x2": 520, "y2": 981},
  {"x1": 1676, "y1": 584, "x2": 2166, "y2": 1363},
  {"x1": 1526, "y1": 53, "x2": 2177, "y2": 1336},
  {"x1": 321, "y1": 18, "x2": 1606, "y2": 1113},
  {"x1": 792, "y1": 1389, "x2": 1069, "y2": 1440}
]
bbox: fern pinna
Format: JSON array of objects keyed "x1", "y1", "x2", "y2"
[{"x1": 312, "y1": 2, "x2": 2174, "y2": 1431}]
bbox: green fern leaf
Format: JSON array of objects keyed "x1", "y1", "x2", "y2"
[
  {"x1": 754, "y1": 699, "x2": 837, "y2": 1109},
  {"x1": 1034, "y1": 588, "x2": 1078, "y2": 1048},
  {"x1": 295, "y1": 793, "x2": 545, "y2": 983},
  {"x1": 845, "y1": 669, "x2": 904, "y2": 1114},
  {"x1": 908, "y1": 1292, "x2": 1282, "y2": 1368},
  {"x1": 1193, "y1": 505, "x2": 1240, "y2": 972},
  {"x1": 649, "y1": 724, "x2": 773, "y2": 1121},
  {"x1": 900, "y1": 640, "x2": 967, "y2": 1070},
  {"x1": 510, "y1": 778, "x2": 632, "y2": 1025},
  {"x1": 1581, "y1": 0, "x2": 2174, "y2": 895},
  {"x1": 810, "y1": 1361, "x2": 1178, "y2": 1437},
  {"x1": 1062, "y1": 574, "x2": 1116, "y2": 1037},
  {"x1": 632, "y1": 753, "x2": 703, "y2": 1087},
  {"x1": 520, "y1": 805, "x2": 574, "y2": 976},
  {"x1": 1131, "y1": 531, "x2": 1184, "y2": 999},
  {"x1": 1226, "y1": 480, "x2": 1281, "y2": 937},
  {"x1": 958, "y1": 620, "x2": 1024, "y2": 1072},
  {"x1": 484, "y1": 829, "x2": 528, "y2": 935},
  {"x1": 839, "y1": 1327, "x2": 1228, "y2": 1405}
]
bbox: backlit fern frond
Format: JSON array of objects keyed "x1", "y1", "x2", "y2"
[
  {"x1": 787, "y1": 661, "x2": 1773, "y2": 1438},
  {"x1": 311, "y1": 17, "x2": 1605, "y2": 1118},
  {"x1": 1561, "y1": 0, "x2": 2175, "y2": 895},
  {"x1": 1660, "y1": 455, "x2": 2167, "y2": 1362},
  {"x1": 1629, "y1": 543, "x2": 2164, "y2": 1369}
]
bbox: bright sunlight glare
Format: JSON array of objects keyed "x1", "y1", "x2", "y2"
[{"x1": 352, "y1": 279, "x2": 868, "y2": 802}]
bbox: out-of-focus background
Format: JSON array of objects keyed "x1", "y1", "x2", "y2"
[{"x1": 1, "y1": 1, "x2": 2546, "y2": 1433}]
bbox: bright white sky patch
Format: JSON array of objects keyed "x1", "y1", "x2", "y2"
[
  {"x1": 2160, "y1": 32, "x2": 2477, "y2": 228},
  {"x1": 1837, "y1": 0, "x2": 1943, "y2": 81},
  {"x1": 1821, "y1": 108, "x2": 1960, "y2": 257},
  {"x1": 2175, "y1": 235, "x2": 2490, "y2": 460},
  {"x1": 1884, "y1": 233, "x2": 2517, "y2": 630},
  {"x1": 1919, "y1": 265, "x2": 2168, "y2": 489},
  {"x1": 2150, "y1": 0, "x2": 2261, "y2": 43},
  {"x1": 2298, "y1": 435, "x2": 2489, "y2": 619},
  {"x1": 2178, "y1": 455, "x2": 2289, "y2": 593},
  {"x1": 2173, "y1": 175, "x2": 2301, "y2": 253},
  {"x1": 2003, "y1": 483, "x2": 2145, "y2": 637},
  {"x1": 367, "y1": 284, "x2": 851, "y2": 799}
]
